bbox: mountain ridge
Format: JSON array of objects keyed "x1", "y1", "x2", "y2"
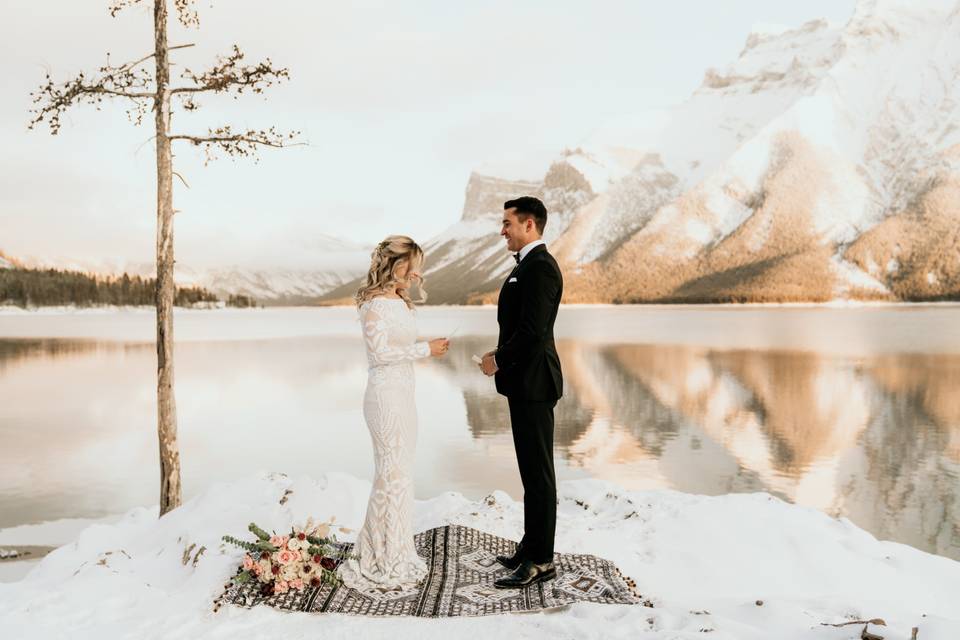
[{"x1": 367, "y1": 0, "x2": 960, "y2": 305}]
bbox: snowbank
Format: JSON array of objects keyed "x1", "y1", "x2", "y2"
[{"x1": 0, "y1": 472, "x2": 958, "y2": 639}]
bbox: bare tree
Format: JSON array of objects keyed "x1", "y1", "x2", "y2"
[{"x1": 29, "y1": 0, "x2": 301, "y2": 516}]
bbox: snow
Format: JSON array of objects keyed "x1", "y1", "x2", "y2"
[
  {"x1": 831, "y1": 256, "x2": 891, "y2": 295},
  {"x1": 0, "y1": 471, "x2": 957, "y2": 639},
  {"x1": 0, "y1": 559, "x2": 39, "y2": 583},
  {"x1": 0, "y1": 517, "x2": 124, "y2": 583},
  {"x1": 564, "y1": 150, "x2": 633, "y2": 194},
  {"x1": 559, "y1": 111, "x2": 674, "y2": 195},
  {"x1": 0, "y1": 515, "x2": 124, "y2": 547},
  {"x1": 684, "y1": 218, "x2": 713, "y2": 244}
]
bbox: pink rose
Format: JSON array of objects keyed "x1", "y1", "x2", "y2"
[
  {"x1": 269, "y1": 535, "x2": 289, "y2": 549},
  {"x1": 273, "y1": 580, "x2": 289, "y2": 594},
  {"x1": 289, "y1": 578, "x2": 304, "y2": 590},
  {"x1": 242, "y1": 554, "x2": 255, "y2": 570},
  {"x1": 274, "y1": 549, "x2": 298, "y2": 566},
  {"x1": 251, "y1": 563, "x2": 262, "y2": 576}
]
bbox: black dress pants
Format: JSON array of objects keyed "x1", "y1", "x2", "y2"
[{"x1": 507, "y1": 396, "x2": 557, "y2": 564}]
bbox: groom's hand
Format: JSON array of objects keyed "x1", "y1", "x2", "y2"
[{"x1": 480, "y1": 351, "x2": 498, "y2": 376}]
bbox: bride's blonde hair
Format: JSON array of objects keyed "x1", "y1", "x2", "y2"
[{"x1": 354, "y1": 235, "x2": 428, "y2": 309}]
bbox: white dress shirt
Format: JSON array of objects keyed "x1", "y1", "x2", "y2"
[{"x1": 515, "y1": 239, "x2": 545, "y2": 264}]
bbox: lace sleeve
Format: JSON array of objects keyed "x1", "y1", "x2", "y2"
[{"x1": 361, "y1": 302, "x2": 431, "y2": 365}]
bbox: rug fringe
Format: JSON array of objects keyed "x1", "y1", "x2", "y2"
[{"x1": 613, "y1": 565, "x2": 654, "y2": 608}]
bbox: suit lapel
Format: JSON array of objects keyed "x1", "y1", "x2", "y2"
[
  {"x1": 502, "y1": 244, "x2": 547, "y2": 291},
  {"x1": 515, "y1": 244, "x2": 546, "y2": 276}
]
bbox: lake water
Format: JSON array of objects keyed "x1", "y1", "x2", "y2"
[{"x1": 1, "y1": 305, "x2": 959, "y2": 560}]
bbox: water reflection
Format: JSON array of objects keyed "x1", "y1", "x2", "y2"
[
  {"x1": 445, "y1": 340, "x2": 960, "y2": 560},
  {"x1": 1, "y1": 333, "x2": 958, "y2": 561}
]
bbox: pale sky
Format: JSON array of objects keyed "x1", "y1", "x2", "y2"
[{"x1": 0, "y1": 0, "x2": 856, "y2": 269}]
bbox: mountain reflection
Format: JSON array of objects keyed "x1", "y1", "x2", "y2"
[
  {"x1": 0, "y1": 338, "x2": 145, "y2": 373},
  {"x1": 451, "y1": 341, "x2": 960, "y2": 560}
]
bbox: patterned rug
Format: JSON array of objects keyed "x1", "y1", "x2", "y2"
[{"x1": 214, "y1": 524, "x2": 650, "y2": 617}]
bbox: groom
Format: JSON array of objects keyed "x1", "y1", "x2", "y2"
[{"x1": 479, "y1": 196, "x2": 564, "y2": 589}]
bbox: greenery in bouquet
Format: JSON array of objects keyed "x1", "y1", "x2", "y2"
[{"x1": 222, "y1": 517, "x2": 358, "y2": 595}]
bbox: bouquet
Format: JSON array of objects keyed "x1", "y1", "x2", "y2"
[{"x1": 222, "y1": 517, "x2": 356, "y2": 595}]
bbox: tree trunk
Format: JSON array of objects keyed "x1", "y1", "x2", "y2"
[{"x1": 154, "y1": 0, "x2": 181, "y2": 516}]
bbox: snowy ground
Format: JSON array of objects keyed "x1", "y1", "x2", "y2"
[{"x1": 0, "y1": 472, "x2": 957, "y2": 640}]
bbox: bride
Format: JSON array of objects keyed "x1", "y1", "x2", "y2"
[{"x1": 338, "y1": 235, "x2": 449, "y2": 590}]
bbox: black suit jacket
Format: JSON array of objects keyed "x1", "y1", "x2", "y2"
[{"x1": 494, "y1": 244, "x2": 564, "y2": 402}]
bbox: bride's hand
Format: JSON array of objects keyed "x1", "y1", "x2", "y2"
[{"x1": 429, "y1": 338, "x2": 450, "y2": 357}]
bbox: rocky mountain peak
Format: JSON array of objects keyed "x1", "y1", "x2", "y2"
[{"x1": 460, "y1": 172, "x2": 541, "y2": 222}]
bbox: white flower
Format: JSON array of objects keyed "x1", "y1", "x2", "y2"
[
  {"x1": 287, "y1": 537, "x2": 302, "y2": 551},
  {"x1": 257, "y1": 559, "x2": 273, "y2": 583},
  {"x1": 280, "y1": 563, "x2": 299, "y2": 582}
]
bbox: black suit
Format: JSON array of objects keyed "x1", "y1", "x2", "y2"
[{"x1": 494, "y1": 243, "x2": 563, "y2": 564}]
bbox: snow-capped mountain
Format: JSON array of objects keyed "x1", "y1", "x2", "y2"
[
  {"x1": 184, "y1": 263, "x2": 368, "y2": 304},
  {"x1": 357, "y1": 0, "x2": 960, "y2": 305},
  {"x1": 576, "y1": 0, "x2": 960, "y2": 304}
]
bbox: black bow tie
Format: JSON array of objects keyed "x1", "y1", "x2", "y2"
[{"x1": 513, "y1": 252, "x2": 521, "y2": 264}]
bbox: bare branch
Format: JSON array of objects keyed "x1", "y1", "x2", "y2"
[
  {"x1": 29, "y1": 57, "x2": 156, "y2": 133},
  {"x1": 173, "y1": 171, "x2": 191, "y2": 188},
  {"x1": 820, "y1": 619, "x2": 886, "y2": 628},
  {"x1": 118, "y1": 44, "x2": 197, "y2": 74},
  {"x1": 170, "y1": 125, "x2": 303, "y2": 164},
  {"x1": 110, "y1": 0, "x2": 200, "y2": 27},
  {"x1": 172, "y1": 45, "x2": 290, "y2": 102},
  {"x1": 134, "y1": 135, "x2": 157, "y2": 157}
]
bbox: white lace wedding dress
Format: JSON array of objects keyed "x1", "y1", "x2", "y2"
[{"x1": 339, "y1": 297, "x2": 430, "y2": 590}]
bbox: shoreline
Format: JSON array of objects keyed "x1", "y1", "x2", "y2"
[
  {"x1": 0, "y1": 546, "x2": 56, "y2": 561},
  {"x1": 2, "y1": 299, "x2": 960, "y2": 314},
  {"x1": 2, "y1": 303, "x2": 959, "y2": 355}
]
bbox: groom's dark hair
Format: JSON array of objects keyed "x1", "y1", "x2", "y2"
[{"x1": 504, "y1": 196, "x2": 548, "y2": 235}]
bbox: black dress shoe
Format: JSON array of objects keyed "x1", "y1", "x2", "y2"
[
  {"x1": 493, "y1": 560, "x2": 556, "y2": 589},
  {"x1": 496, "y1": 542, "x2": 525, "y2": 570}
]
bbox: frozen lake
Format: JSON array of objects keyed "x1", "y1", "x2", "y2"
[{"x1": 1, "y1": 304, "x2": 959, "y2": 560}]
